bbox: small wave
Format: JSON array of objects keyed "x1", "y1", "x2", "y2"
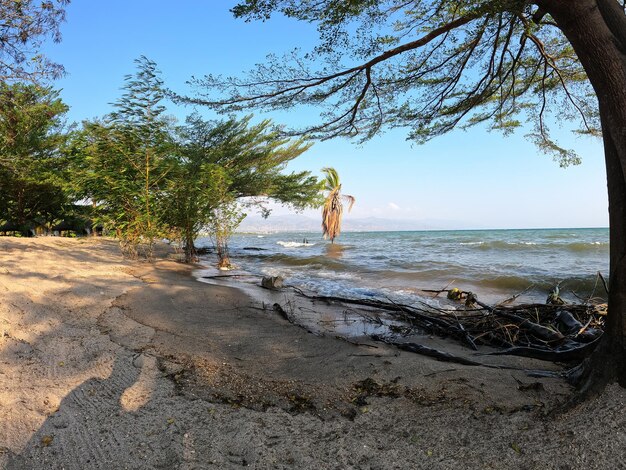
[
  {"x1": 316, "y1": 270, "x2": 359, "y2": 281},
  {"x1": 474, "y1": 274, "x2": 604, "y2": 294},
  {"x1": 566, "y1": 242, "x2": 609, "y2": 252},
  {"x1": 474, "y1": 275, "x2": 541, "y2": 292},
  {"x1": 264, "y1": 253, "x2": 345, "y2": 270},
  {"x1": 564, "y1": 242, "x2": 609, "y2": 253},
  {"x1": 475, "y1": 241, "x2": 539, "y2": 250},
  {"x1": 456, "y1": 240, "x2": 609, "y2": 252},
  {"x1": 374, "y1": 268, "x2": 462, "y2": 282},
  {"x1": 277, "y1": 241, "x2": 316, "y2": 248}
]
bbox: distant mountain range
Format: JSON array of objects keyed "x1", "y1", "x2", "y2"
[{"x1": 236, "y1": 214, "x2": 477, "y2": 233}]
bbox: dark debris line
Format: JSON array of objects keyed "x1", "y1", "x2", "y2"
[{"x1": 284, "y1": 285, "x2": 606, "y2": 366}]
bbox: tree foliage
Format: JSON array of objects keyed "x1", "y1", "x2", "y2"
[
  {"x1": 68, "y1": 57, "x2": 321, "y2": 262},
  {"x1": 0, "y1": 0, "x2": 70, "y2": 82},
  {"x1": 73, "y1": 57, "x2": 175, "y2": 259},
  {"x1": 164, "y1": 114, "x2": 320, "y2": 262},
  {"x1": 0, "y1": 82, "x2": 69, "y2": 232},
  {"x1": 207, "y1": 200, "x2": 245, "y2": 269},
  {"x1": 187, "y1": 0, "x2": 606, "y2": 167}
]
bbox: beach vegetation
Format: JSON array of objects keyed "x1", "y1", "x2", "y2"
[
  {"x1": 65, "y1": 58, "x2": 320, "y2": 263},
  {"x1": 69, "y1": 57, "x2": 175, "y2": 259},
  {"x1": 207, "y1": 200, "x2": 245, "y2": 269},
  {"x1": 185, "y1": 1, "x2": 626, "y2": 392},
  {"x1": 164, "y1": 114, "x2": 320, "y2": 263},
  {"x1": 321, "y1": 167, "x2": 355, "y2": 243},
  {"x1": 0, "y1": 82, "x2": 70, "y2": 235}
]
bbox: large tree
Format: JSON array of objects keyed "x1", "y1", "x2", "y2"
[{"x1": 188, "y1": 0, "x2": 626, "y2": 391}]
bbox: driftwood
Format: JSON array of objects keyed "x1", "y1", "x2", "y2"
[
  {"x1": 286, "y1": 286, "x2": 606, "y2": 364},
  {"x1": 373, "y1": 336, "x2": 484, "y2": 366},
  {"x1": 273, "y1": 303, "x2": 291, "y2": 322},
  {"x1": 482, "y1": 338, "x2": 601, "y2": 362}
]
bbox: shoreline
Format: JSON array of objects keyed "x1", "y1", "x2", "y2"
[
  {"x1": 1, "y1": 237, "x2": 624, "y2": 468},
  {"x1": 198, "y1": 228, "x2": 610, "y2": 307}
]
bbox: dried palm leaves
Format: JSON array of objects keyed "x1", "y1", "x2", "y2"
[{"x1": 321, "y1": 167, "x2": 355, "y2": 243}]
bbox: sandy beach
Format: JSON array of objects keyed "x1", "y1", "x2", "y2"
[{"x1": 0, "y1": 237, "x2": 625, "y2": 469}]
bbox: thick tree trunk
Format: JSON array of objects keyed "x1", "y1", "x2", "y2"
[{"x1": 543, "y1": 0, "x2": 626, "y2": 387}]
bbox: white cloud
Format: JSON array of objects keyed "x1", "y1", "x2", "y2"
[{"x1": 388, "y1": 202, "x2": 400, "y2": 211}]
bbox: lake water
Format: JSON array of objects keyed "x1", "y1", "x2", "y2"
[{"x1": 197, "y1": 228, "x2": 609, "y2": 305}]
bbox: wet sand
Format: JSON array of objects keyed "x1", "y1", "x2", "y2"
[{"x1": 0, "y1": 237, "x2": 625, "y2": 469}]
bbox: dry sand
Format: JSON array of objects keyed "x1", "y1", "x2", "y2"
[{"x1": 0, "y1": 237, "x2": 624, "y2": 469}]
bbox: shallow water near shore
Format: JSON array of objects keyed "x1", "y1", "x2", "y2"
[{"x1": 197, "y1": 227, "x2": 609, "y2": 305}]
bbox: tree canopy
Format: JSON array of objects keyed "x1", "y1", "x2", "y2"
[
  {"x1": 187, "y1": 0, "x2": 608, "y2": 166},
  {"x1": 0, "y1": 82, "x2": 69, "y2": 232},
  {"x1": 0, "y1": 0, "x2": 69, "y2": 82},
  {"x1": 69, "y1": 57, "x2": 321, "y2": 261},
  {"x1": 164, "y1": 114, "x2": 320, "y2": 262}
]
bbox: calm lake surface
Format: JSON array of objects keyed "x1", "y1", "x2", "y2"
[{"x1": 197, "y1": 228, "x2": 609, "y2": 304}]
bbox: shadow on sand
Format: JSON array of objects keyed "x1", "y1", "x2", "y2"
[{"x1": 7, "y1": 352, "x2": 187, "y2": 469}]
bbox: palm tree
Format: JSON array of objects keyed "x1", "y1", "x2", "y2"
[{"x1": 321, "y1": 167, "x2": 355, "y2": 243}]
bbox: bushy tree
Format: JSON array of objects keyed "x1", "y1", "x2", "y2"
[
  {"x1": 207, "y1": 200, "x2": 245, "y2": 269},
  {"x1": 164, "y1": 114, "x2": 321, "y2": 263},
  {"x1": 72, "y1": 57, "x2": 175, "y2": 258},
  {"x1": 0, "y1": 82, "x2": 69, "y2": 233}
]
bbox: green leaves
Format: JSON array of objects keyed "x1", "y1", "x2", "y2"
[
  {"x1": 71, "y1": 58, "x2": 175, "y2": 259},
  {"x1": 0, "y1": 82, "x2": 69, "y2": 228},
  {"x1": 69, "y1": 58, "x2": 320, "y2": 262},
  {"x1": 194, "y1": 0, "x2": 599, "y2": 166},
  {"x1": 321, "y1": 167, "x2": 340, "y2": 192},
  {"x1": 163, "y1": 114, "x2": 320, "y2": 263},
  {"x1": 0, "y1": 0, "x2": 69, "y2": 82}
]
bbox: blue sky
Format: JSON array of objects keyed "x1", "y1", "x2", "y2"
[{"x1": 42, "y1": 0, "x2": 608, "y2": 229}]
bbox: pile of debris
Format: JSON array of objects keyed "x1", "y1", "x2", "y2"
[{"x1": 292, "y1": 284, "x2": 606, "y2": 364}]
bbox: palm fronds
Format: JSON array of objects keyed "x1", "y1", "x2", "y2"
[{"x1": 321, "y1": 167, "x2": 354, "y2": 243}]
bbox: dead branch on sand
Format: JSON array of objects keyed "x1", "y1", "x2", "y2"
[{"x1": 284, "y1": 286, "x2": 606, "y2": 365}]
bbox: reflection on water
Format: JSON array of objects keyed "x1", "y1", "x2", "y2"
[{"x1": 325, "y1": 243, "x2": 347, "y2": 259}]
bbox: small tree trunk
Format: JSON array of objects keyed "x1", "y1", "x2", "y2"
[
  {"x1": 183, "y1": 231, "x2": 197, "y2": 263},
  {"x1": 216, "y1": 235, "x2": 231, "y2": 269}
]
